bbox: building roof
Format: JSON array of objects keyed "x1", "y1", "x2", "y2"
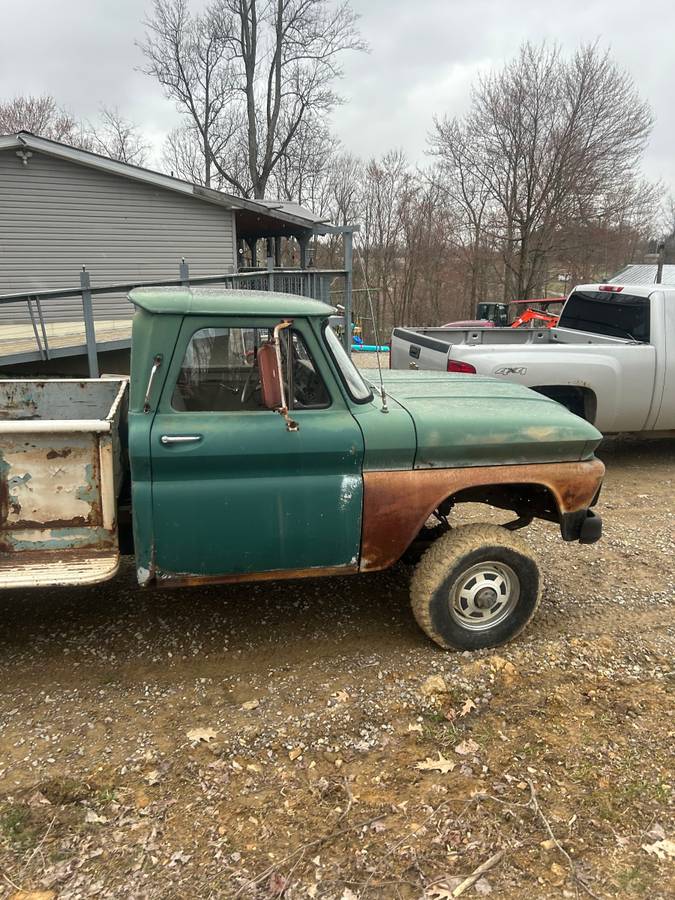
[
  {"x1": 608, "y1": 264, "x2": 675, "y2": 286},
  {"x1": 0, "y1": 131, "x2": 338, "y2": 239},
  {"x1": 129, "y1": 286, "x2": 336, "y2": 317}
]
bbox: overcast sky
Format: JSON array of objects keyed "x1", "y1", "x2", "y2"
[{"x1": 1, "y1": 0, "x2": 674, "y2": 191}]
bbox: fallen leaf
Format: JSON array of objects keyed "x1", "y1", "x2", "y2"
[
  {"x1": 415, "y1": 752, "x2": 456, "y2": 774},
  {"x1": 407, "y1": 722, "x2": 423, "y2": 733},
  {"x1": 420, "y1": 674, "x2": 448, "y2": 696},
  {"x1": 268, "y1": 872, "x2": 287, "y2": 895},
  {"x1": 540, "y1": 838, "x2": 557, "y2": 851},
  {"x1": 168, "y1": 850, "x2": 191, "y2": 866},
  {"x1": 84, "y1": 810, "x2": 107, "y2": 824},
  {"x1": 427, "y1": 877, "x2": 463, "y2": 898},
  {"x1": 144, "y1": 769, "x2": 161, "y2": 786},
  {"x1": 646, "y1": 824, "x2": 666, "y2": 842},
  {"x1": 241, "y1": 699, "x2": 260, "y2": 711},
  {"x1": 460, "y1": 698, "x2": 477, "y2": 717},
  {"x1": 340, "y1": 890, "x2": 358, "y2": 900},
  {"x1": 490, "y1": 656, "x2": 517, "y2": 676},
  {"x1": 288, "y1": 747, "x2": 302, "y2": 761},
  {"x1": 454, "y1": 739, "x2": 479, "y2": 756},
  {"x1": 186, "y1": 728, "x2": 217, "y2": 743},
  {"x1": 333, "y1": 690, "x2": 350, "y2": 703},
  {"x1": 474, "y1": 878, "x2": 493, "y2": 895},
  {"x1": 642, "y1": 838, "x2": 675, "y2": 860}
]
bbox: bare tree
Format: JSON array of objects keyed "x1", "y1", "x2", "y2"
[
  {"x1": 432, "y1": 43, "x2": 654, "y2": 301},
  {"x1": 0, "y1": 95, "x2": 88, "y2": 145},
  {"x1": 270, "y1": 117, "x2": 337, "y2": 212},
  {"x1": 88, "y1": 107, "x2": 150, "y2": 165},
  {"x1": 140, "y1": 0, "x2": 365, "y2": 197}
]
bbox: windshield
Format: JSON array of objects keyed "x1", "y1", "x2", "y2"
[
  {"x1": 323, "y1": 324, "x2": 373, "y2": 402},
  {"x1": 559, "y1": 290, "x2": 650, "y2": 341}
]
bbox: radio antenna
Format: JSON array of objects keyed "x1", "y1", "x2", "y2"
[{"x1": 355, "y1": 242, "x2": 389, "y2": 413}]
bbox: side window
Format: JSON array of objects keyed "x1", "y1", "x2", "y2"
[{"x1": 172, "y1": 327, "x2": 330, "y2": 412}]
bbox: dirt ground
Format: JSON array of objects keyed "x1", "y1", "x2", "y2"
[{"x1": 0, "y1": 437, "x2": 673, "y2": 900}]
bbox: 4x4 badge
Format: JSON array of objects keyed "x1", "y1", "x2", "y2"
[{"x1": 494, "y1": 366, "x2": 527, "y2": 376}]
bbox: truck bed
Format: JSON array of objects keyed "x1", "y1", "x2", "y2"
[{"x1": 0, "y1": 379, "x2": 128, "y2": 588}]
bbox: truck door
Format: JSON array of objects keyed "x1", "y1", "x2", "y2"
[{"x1": 147, "y1": 317, "x2": 364, "y2": 580}]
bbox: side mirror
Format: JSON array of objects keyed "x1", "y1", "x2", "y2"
[{"x1": 258, "y1": 322, "x2": 299, "y2": 432}]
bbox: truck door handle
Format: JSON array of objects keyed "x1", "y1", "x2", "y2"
[{"x1": 160, "y1": 434, "x2": 202, "y2": 445}]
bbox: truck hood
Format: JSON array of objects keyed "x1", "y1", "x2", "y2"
[{"x1": 371, "y1": 371, "x2": 602, "y2": 468}]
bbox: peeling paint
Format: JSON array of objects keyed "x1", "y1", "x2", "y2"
[
  {"x1": 339, "y1": 474, "x2": 360, "y2": 511},
  {"x1": 0, "y1": 379, "x2": 127, "y2": 589}
]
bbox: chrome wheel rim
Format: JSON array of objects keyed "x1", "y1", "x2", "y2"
[{"x1": 448, "y1": 561, "x2": 520, "y2": 631}]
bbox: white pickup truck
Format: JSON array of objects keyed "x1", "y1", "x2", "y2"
[{"x1": 390, "y1": 283, "x2": 675, "y2": 434}]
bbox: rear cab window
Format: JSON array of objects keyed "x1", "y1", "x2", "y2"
[{"x1": 559, "y1": 290, "x2": 650, "y2": 342}]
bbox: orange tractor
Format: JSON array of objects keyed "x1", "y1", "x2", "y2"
[{"x1": 509, "y1": 302, "x2": 560, "y2": 328}]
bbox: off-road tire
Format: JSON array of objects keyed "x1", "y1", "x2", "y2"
[
  {"x1": 410, "y1": 524, "x2": 542, "y2": 651},
  {"x1": 402, "y1": 521, "x2": 451, "y2": 564}
]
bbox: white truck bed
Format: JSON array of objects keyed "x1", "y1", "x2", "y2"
[{"x1": 0, "y1": 379, "x2": 128, "y2": 588}]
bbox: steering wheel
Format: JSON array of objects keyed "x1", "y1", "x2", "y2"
[
  {"x1": 240, "y1": 364, "x2": 261, "y2": 404},
  {"x1": 292, "y1": 362, "x2": 323, "y2": 407}
]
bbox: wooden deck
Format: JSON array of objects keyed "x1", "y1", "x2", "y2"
[{"x1": 0, "y1": 319, "x2": 133, "y2": 366}]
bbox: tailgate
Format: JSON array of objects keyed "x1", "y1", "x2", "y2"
[{"x1": 0, "y1": 379, "x2": 127, "y2": 589}]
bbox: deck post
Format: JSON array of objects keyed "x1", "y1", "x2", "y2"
[
  {"x1": 299, "y1": 235, "x2": 309, "y2": 271},
  {"x1": 80, "y1": 267, "x2": 99, "y2": 378},
  {"x1": 267, "y1": 254, "x2": 274, "y2": 292}
]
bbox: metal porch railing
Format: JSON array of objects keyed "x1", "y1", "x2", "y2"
[{"x1": 0, "y1": 261, "x2": 348, "y2": 376}]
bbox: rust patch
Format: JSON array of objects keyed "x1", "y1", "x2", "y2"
[
  {"x1": 151, "y1": 563, "x2": 359, "y2": 589},
  {"x1": 46, "y1": 448, "x2": 73, "y2": 460},
  {"x1": 0, "y1": 478, "x2": 8, "y2": 527},
  {"x1": 360, "y1": 459, "x2": 605, "y2": 572}
]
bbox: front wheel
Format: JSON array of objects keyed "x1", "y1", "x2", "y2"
[{"x1": 410, "y1": 524, "x2": 542, "y2": 650}]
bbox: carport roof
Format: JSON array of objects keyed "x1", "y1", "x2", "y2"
[
  {"x1": 609, "y1": 264, "x2": 675, "y2": 286},
  {"x1": 0, "y1": 131, "x2": 339, "y2": 239}
]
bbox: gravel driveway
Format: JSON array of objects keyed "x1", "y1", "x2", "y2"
[{"x1": 0, "y1": 438, "x2": 673, "y2": 899}]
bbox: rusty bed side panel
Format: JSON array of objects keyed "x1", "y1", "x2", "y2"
[
  {"x1": 0, "y1": 432, "x2": 110, "y2": 553},
  {"x1": 360, "y1": 459, "x2": 605, "y2": 572}
]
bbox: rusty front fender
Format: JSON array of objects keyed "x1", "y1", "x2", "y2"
[{"x1": 359, "y1": 458, "x2": 605, "y2": 571}]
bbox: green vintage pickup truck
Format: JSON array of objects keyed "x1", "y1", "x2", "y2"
[{"x1": 0, "y1": 288, "x2": 605, "y2": 650}]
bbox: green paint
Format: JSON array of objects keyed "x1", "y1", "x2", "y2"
[
  {"x1": 129, "y1": 287, "x2": 334, "y2": 319},
  {"x1": 372, "y1": 371, "x2": 602, "y2": 468},
  {"x1": 75, "y1": 464, "x2": 97, "y2": 504},
  {"x1": 144, "y1": 314, "x2": 363, "y2": 577}
]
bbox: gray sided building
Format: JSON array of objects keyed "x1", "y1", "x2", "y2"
[{"x1": 0, "y1": 132, "x2": 334, "y2": 325}]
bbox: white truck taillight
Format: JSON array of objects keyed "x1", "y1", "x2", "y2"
[{"x1": 447, "y1": 359, "x2": 477, "y2": 374}]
